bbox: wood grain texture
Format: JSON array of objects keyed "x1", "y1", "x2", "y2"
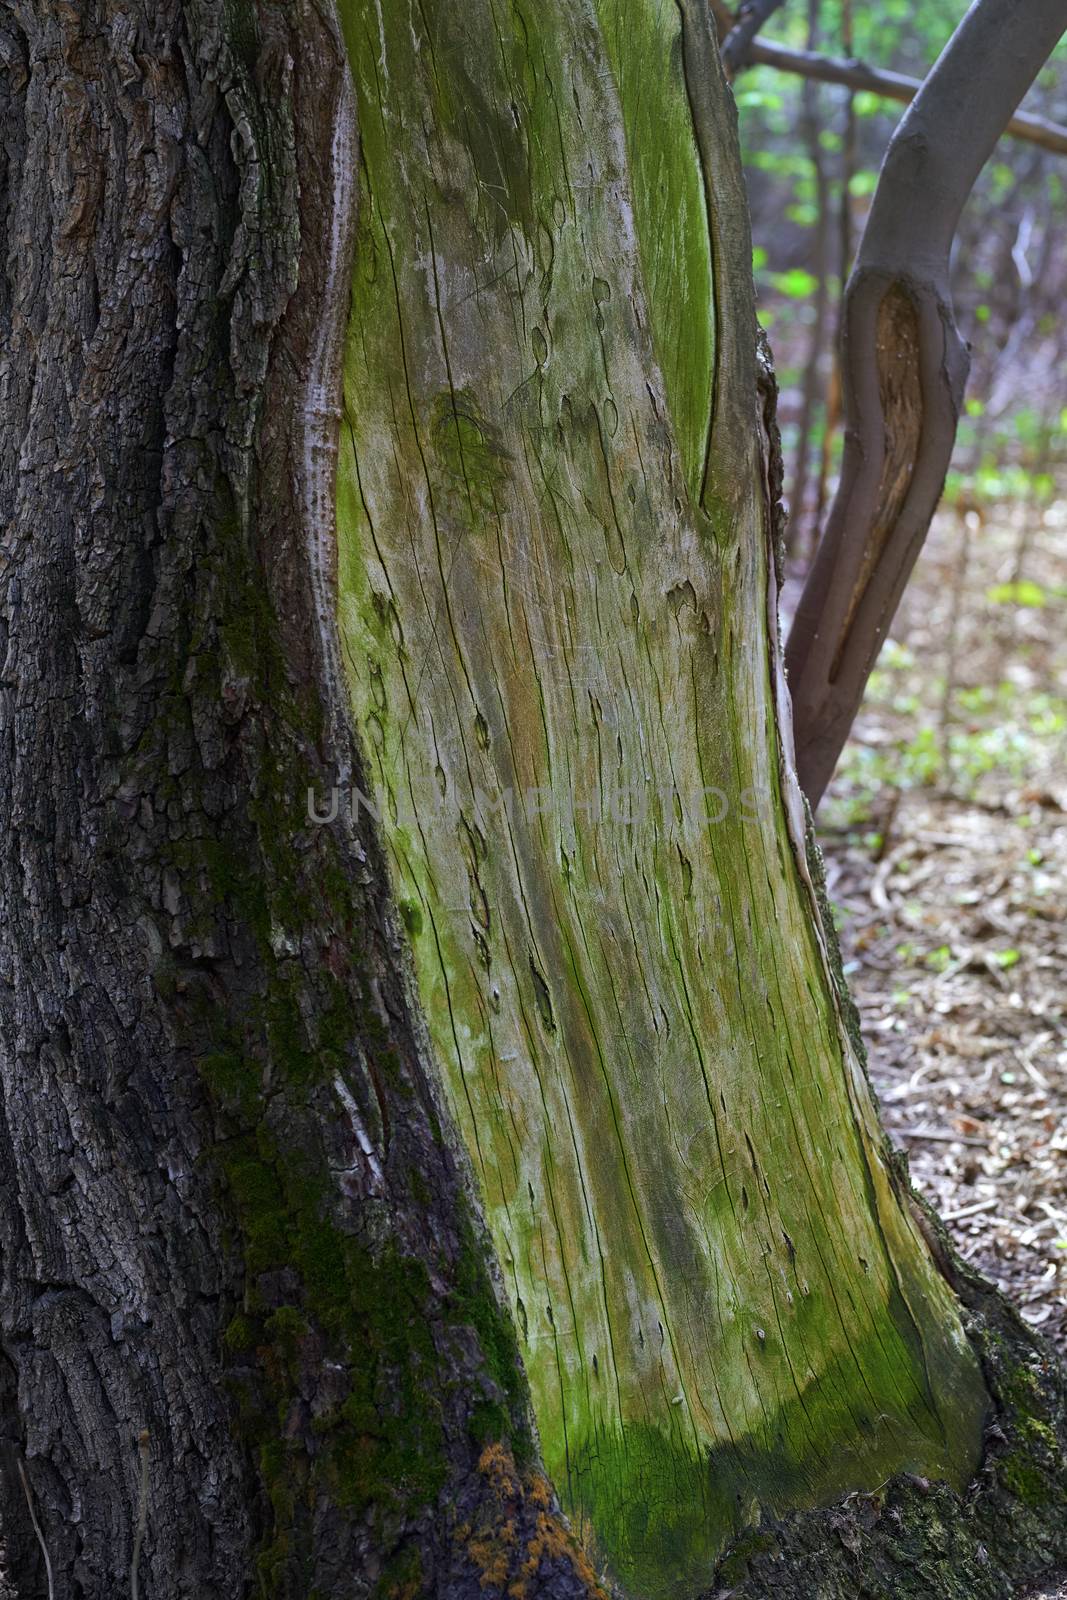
[{"x1": 333, "y1": 1, "x2": 987, "y2": 1592}]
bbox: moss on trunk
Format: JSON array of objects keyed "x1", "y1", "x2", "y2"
[
  {"x1": 332, "y1": 1, "x2": 989, "y2": 1593},
  {"x1": 5, "y1": 0, "x2": 1066, "y2": 1591},
  {"x1": 708, "y1": 1180, "x2": 1067, "y2": 1599}
]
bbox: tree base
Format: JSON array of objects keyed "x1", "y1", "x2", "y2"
[{"x1": 706, "y1": 1192, "x2": 1067, "y2": 1600}]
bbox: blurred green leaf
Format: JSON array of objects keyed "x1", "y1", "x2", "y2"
[
  {"x1": 769, "y1": 268, "x2": 819, "y2": 299},
  {"x1": 986, "y1": 580, "x2": 1046, "y2": 608},
  {"x1": 736, "y1": 89, "x2": 784, "y2": 110}
]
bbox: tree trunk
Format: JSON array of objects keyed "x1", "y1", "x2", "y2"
[
  {"x1": 335, "y1": 0, "x2": 988, "y2": 1592},
  {"x1": 0, "y1": 3, "x2": 1063, "y2": 1600},
  {"x1": 788, "y1": 0, "x2": 832, "y2": 558},
  {"x1": 0, "y1": 3, "x2": 590, "y2": 1596}
]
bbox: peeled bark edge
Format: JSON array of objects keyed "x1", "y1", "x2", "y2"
[{"x1": 168, "y1": 2, "x2": 605, "y2": 1593}]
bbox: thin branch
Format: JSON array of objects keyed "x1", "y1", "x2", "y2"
[
  {"x1": 17, "y1": 1460, "x2": 55, "y2": 1600},
  {"x1": 745, "y1": 39, "x2": 1067, "y2": 157},
  {"x1": 789, "y1": 0, "x2": 831, "y2": 553},
  {"x1": 721, "y1": 0, "x2": 788, "y2": 72},
  {"x1": 813, "y1": 0, "x2": 855, "y2": 545}
]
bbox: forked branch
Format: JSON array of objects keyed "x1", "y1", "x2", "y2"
[{"x1": 720, "y1": 0, "x2": 788, "y2": 71}]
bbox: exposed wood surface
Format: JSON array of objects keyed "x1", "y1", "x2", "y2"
[{"x1": 333, "y1": 0, "x2": 986, "y2": 1591}]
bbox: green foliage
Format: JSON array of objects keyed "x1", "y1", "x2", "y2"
[
  {"x1": 769, "y1": 267, "x2": 819, "y2": 299},
  {"x1": 825, "y1": 629, "x2": 1067, "y2": 831},
  {"x1": 987, "y1": 580, "x2": 1047, "y2": 608}
]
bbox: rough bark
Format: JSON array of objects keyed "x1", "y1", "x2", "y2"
[
  {"x1": 785, "y1": 0, "x2": 1067, "y2": 808},
  {"x1": 0, "y1": 3, "x2": 1065, "y2": 1600},
  {"x1": 0, "y1": 3, "x2": 594, "y2": 1596},
  {"x1": 708, "y1": 1174, "x2": 1067, "y2": 1600}
]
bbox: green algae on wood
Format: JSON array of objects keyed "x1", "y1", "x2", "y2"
[
  {"x1": 592, "y1": 0, "x2": 716, "y2": 497},
  {"x1": 333, "y1": 0, "x2": 988, "y2": 1593}
]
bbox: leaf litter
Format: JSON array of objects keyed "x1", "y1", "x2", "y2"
[{"x1": 808, "y1": 497, "x2": 1067, "y2": 1352}]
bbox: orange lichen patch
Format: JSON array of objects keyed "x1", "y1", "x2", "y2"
[
  {"x1": 525, "y1": 1471, "x2": 552, "y2": 1511},
  {"x1": 453, "y1": 1444, "x2": 604, "y2": 1597},
  {"x1": 508, "y1": 1510, "x2": 601, "y2": 1600},
  {"x1": 466, "y1": 1528, "x2": 515, "y2": 1590},
  {"x1": 478, "y1": 1442, "x2": 522, "y2": 1500}
]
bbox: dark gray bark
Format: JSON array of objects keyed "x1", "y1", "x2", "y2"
[
  {"x1": 0, "y1": 4, "x2": 255, "y2": 1585},
  {"x1": 785, "y1": 0, "x2": 1067, "y2": 808},
  {"x1": 0, "y1": 4, "x2": 595, "y2": 1596}
]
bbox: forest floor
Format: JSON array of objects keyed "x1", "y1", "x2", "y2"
[{"x1": 801, "y1": 495, "x2": 1067, "y2": 1354}]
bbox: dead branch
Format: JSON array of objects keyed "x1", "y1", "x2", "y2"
[{"x1": 745, "y1": 39, "x2": 1067, "y2": 158}]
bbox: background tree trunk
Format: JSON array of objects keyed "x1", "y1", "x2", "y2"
[
  {"x1": 785, "y1": 0, "x2": 1067, "y2": 808},
  {"x1": 0, "y1": 3, "x2": 1064, "y2": 1600}
]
